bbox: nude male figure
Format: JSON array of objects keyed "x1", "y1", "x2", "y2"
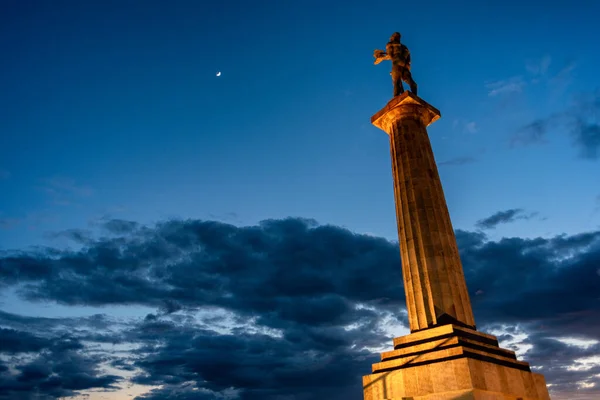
[{"x1": 374, "y1": 32, "x2": 418, "y2": 97}]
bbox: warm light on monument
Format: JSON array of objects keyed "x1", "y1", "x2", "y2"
[{"x1": 363, "y1": 32, "x2": 551, "y2": 400}]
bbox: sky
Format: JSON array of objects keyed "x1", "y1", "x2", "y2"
[{"x1": 0, "y1": 0, "x2": 599, "y2": 399}]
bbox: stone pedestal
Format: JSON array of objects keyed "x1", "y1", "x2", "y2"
[
  {"x1": 363, "y1": 324, "x2": 550, "y2": 400},
  {"x1": 364, "y1": 93, "x2": 551, "y2": 399}
]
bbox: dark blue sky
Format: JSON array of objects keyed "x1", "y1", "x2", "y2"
[
  {"x1": 1, "y1": 1, "x2": 600, "y2": 399},
  {"x1": 2, "y1": 0, "x2": 599, "y2": 250}
]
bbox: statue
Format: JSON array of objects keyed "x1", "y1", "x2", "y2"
[{"x1": 374, "y1": 32, "x2": 418, "y2": 97}]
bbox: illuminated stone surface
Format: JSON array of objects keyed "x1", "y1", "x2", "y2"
[
  {"x1": 363, "y1": 92, "x2": 551, "y2": 399},
  {"x1": 363, "y1": 325, "x2": 550, "y2": 399},
  {"x1": 372, "y1": 92, "x2": 474, "y2": 332}
]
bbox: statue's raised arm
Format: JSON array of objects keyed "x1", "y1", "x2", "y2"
[
  {"x1": 373, "y1": 49, "x2": 390, "y2": 65},
  {"x1": 373, "y1": 32, "x2": 418, "y2": 97}
]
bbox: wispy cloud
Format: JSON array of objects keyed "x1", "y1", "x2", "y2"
[
  {"x1": 550, "y1": 60, "x2": 577, "y2": 88},
  {"x1": 526, "y1": 55, "x2": 552, "y2": 79},
  {"x1": 571, "y1": 120, "x2": 600, "y2": 159},
  {"x1": 207, "y1": 211, "x2": 242, "y2": 224},
  {"x1": 464, "y1": 121, "x2": 478, "y2": 133},
  {"x1": 486, "y1": 76, "x2": 526, "y2": 97},
  {"x1": 0, "y1": 217, "x2": 20, "y2": 230},
  {"x1": 0, "y1": 211, "x2": 62, "y2": 233},
  {"x1": 512, "y1": 89, "x2": 600, "y2": 159},
  {"x1": 438, "y1": 156, "x2": 477, "y2": 167},
  {"x1": 487, "y1": 56, "x2": 576, "y2": 98},
  {"x1": 475, "y1": 208, "x2": 539, "y2": 230},
  {"x1": 39, "y1": 176, "x2": 94, "y2": 206},
  {"x1": 453, "y1": 119, "x2": 478, "y2": 134},
  {"x1": 452, "y1": 119, "x2": 478, "y2": 136},
  {"x1": 511, "y1": 117, "x2": 557, "y2": 147}
]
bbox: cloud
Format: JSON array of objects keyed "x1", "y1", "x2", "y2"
[
  {"x1": 0, "y1": 218, "x2": 404, "y2": 315},
  {"x1": 438, "y1": 156, "x2": 477, "y2": 167},
  {"x1": 487, "y1": 57, "x2": 576, "y2": 103},
  {"x1": 102, "y1": 218, "x2": 140, "y2": 234},
  {"x1": 452, "y1": 119, "x2": 478, "y2": 134},
  {"x1": 486, "y1": 76, "x2": 526, "y2": 97},
  {"x1": 39, "y1": 176, "x2": 94, "y2": 206},
  {"x1": 138, "y1": 384, "x2": 241, "y2": 400},
  {"x1": 512, "y1": 89, "x2": 600, "y2": 159},
  {"x1": 45, "y1": 228, "x2": 94, "y2": 245},
  {"x1": 475, "y1": 208, "x2": 538, "y2": 229},
  {"x1": 0, "y1": 217, "x2": 599, "y2": 398},
  {"x1": 550, "y1": 60, "x2": 577, "y2": 93},
  {"x1": 464, "y1": 121, "x2": 478, "y2": 133},
  {"x1": 127, "y1": 317, "x2": 375, "y2": 400},
  {"x1": 572, "y1": 120, "x2": 600, "y2": 160},
  {"x1": 0, "y1": 328, "x2": 50, "y2": 354},
  {"x1": 526, "y1": 55, "x2": 552, "y2": 77},
  {"x1": 0, "y1": 217, "x2": 20, "y2": 230},
  {"x1": 458, "y1": 228, "x2": 600, "y2": 325},
  {"x1": 0, "y1": 325, "x2": 121, "y2": 399},
  {"x1": 511, "y1": 117, "x2": 555, "y2": 147},
  {"x1": 0, "y1": 211, "x2": 60, "y2": 234},
  {"x1": 0, "y1": 169, "x2": 10, "y2": 180},
  {"x1": 0, "y1": 309, "x2": 114, "y2": 333},
  {"x1": 501, "y1": 331, "x2": 600, "y2": 397}
]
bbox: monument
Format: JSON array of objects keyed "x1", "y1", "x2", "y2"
[{"x1": 363, "y1": 33, "x2": 551, "y2": 400}]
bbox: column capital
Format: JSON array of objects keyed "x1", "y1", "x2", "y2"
[{"x1": 371, "y1": 92, "x2": 441, "y2": 133}]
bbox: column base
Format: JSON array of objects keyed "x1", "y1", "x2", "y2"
[{"x1": 363, "y1": 324, "x2": 550, "y2": 400}]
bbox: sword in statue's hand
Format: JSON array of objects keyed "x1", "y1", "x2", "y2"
[{"x1": 373, "y1": 49, "x2": 390, "y2": 65}]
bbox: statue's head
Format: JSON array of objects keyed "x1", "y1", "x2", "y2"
[{"x1": 390, "y1": 32, "x2": 401, "y2": 43}]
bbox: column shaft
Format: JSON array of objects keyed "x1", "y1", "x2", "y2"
[{"x1": 372, "y1": 93, "x2": 476, "y2": 332}]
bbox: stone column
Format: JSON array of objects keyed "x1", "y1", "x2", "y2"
[{"x1": 372, "y1": 92, "x2": 476, "y2": 332}]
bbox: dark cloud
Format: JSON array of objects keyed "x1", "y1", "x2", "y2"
[
  {"x1": 512, "y1": 118, "x2": 554, "y2": 147},
  {"x1": 513, "y1": 89, "x2": 600, "y2": 159},
  {"x1": 521, "y1": 333, "x2": 600, "y2": 392},
  {"x1": 0, "y1": 310, "x2": 112, "y2": 332},
  {"x1": 0, "y1": 327, "x2": 120, "y2": 399},
  {"x1": 137, "y1": 384, "x2": 239, "y2": 400},
  {"x1": 126, "y1": 319, "x2": 375, "y2": 400},
  {"x1": 572, "y1": 120, "x2": 600, "y2": 159},
  {"x1": 46, "y1": 228, "x2": 94, "y2": 245},
  {"x1": 475, "y1": 208, "x2": 537, "y2": 229},
  {"x1": 438, "y1": 156, "x2": 477, "y2": 167},
  {"x1": 102, "y1": 218, "x2": 140, "y2": 234},
  {"x1": 458, "y1": 229, "x2": 600, "y2": 318},
  {"x1": 0, "y1": 218, "x2": 405, "y2": 319},
  {"x1": 0, "y1": 328, "x2": 50, "y2": 354},
  {"x1": 0, "y1": 217, "x2": 599, "y2": 399}
]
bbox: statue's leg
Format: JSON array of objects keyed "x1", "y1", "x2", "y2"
[
  {"x1": 409, "y1": 79, "x2": 418, "y2": 96},
  {"x1": 392, "y1": 70, "x2": 404, "y2": 97},
  {"x1": 403, "y1": 70, "x2": 418, "y2": 96}
]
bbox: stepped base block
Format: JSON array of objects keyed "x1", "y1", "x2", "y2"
[{"x1": 363, "y1": 325, "x2": 550, "y2": 400}]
